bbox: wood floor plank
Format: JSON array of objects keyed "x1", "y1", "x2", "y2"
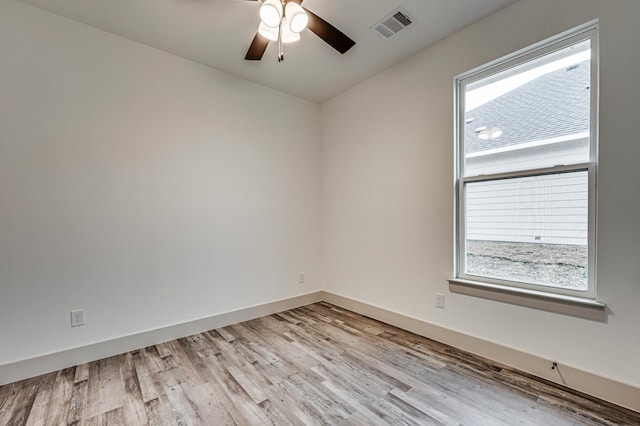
[
  {"x1": 23, "y1": 372, "x2": 57, "y2": 426},
  {"x1": 142, "y1": 398, "x2": 176, "y2": 426},
  {"x1": 314, "y1": 361, "x2": 429, "y2": 425},
  {"x1": 84, "y1": 355, "x2": 123, "y2": 419},
  {"x1": 162, "y1": 380, "x2": 202, "y2": 425},
  {"x1": 25, "y1": 367, "x2": 74, "y2": 426},
  {"x1": 184, "y1": 382, "x2": 237, "y2": 425},
  {"x1": 256, "y1": 398, "x2": 296, "y2": 426},
  {"x1": 67, "y1": 375, "x2": 88, "y2": 425},
  {"x1": 74, "y1": 363, "x2": 89, "y2": 384},
  {"x1": 2, "y1": 302, "x2": 639, "y2": 425},
  {"x1": 287, "y1": 372, "x2": 354, "y2": 423},
  {"x1": 174, "y1": 335, "x2": 217, "y2": 385},
  {"x1": 160, "y1": 340, "x2": 205, "y2": 388},
  {"x1": 184, "y1": 333, "x2": 272, "y2": 424},
  {"x1": 318, "y1": 378, "x2": 389, "y2": 425},
  {"x1": 120, "y1": 352, "x2": 149, "y2": 425},
  {"x1": 131, "y1": 349, "x2": 160, "y2": 404},
  {"x1": 134, "y1": 346, "x2": 171, "y2": 407},
  {"x1": 0, "y1": 376, "x2": 45, "y2": 425}
]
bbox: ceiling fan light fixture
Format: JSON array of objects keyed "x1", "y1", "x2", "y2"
[
  {"x1": 476, "y1": 127, "x2": 503, "y2": 140},
  {"x1": 280, "y1": 17, "x2": 300, "y2": 43},
  {"x1": 244, "y1": 0, "x2": 355, "y2": 62},
  {"x1": 260, "y1": 0, "x2": 282, "y2": 28},
  {"x1": 258, "y1": 21, "x2": 279, "y2": 41},
  {"x1": 285, "y1": 2, "x2": 308, "y2": 33}
]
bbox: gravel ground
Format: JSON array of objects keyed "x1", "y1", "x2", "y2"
[{"x1": 465, "y1": 240, "x2": 588, "y2": 290}]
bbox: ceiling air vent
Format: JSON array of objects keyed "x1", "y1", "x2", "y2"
[{"x1": 371, "y1": 8, "x2": 413, "y2": 38}]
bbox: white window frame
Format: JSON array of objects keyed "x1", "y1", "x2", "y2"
[{"x1": 450, "y1": 21, "x2": 605, "y2": 320}]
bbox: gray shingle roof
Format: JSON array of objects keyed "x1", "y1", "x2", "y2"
[{"x1": 465, "y1": 61, "x2": 590, "y2": 154}]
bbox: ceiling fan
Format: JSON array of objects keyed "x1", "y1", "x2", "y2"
[{"x1": 243, "y1": 0, "x2": 355, "y2": 62}]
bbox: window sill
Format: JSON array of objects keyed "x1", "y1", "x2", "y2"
[{"x1": 448, "y1": 278, "x2": 606, "y2": 321}]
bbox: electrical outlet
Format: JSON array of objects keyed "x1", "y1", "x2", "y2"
[
  {"x1": 70, "y1": 309, "x2": 85, "y2": 327},
  {"x1": 298, "y1": 272, "x2": 305, "y2": 284},
  {"x1": 435, "y1": 293, "x2": 445, "y2": 309}
]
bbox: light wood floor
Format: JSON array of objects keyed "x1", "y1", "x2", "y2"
[{"x1": 1, "y1": 302, "x2": 639, "y2": 425}]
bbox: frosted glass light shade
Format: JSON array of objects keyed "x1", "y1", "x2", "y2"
[
  {"x1": 258, "y1": 21, "x2": 278, "y2": 41},
  {"x1": 285, "y1": 2, "x2": 308, "y2": 33},
  {"x1": 280, "y1": 17, "x2": 301, "y2": 43},
  {"x1": 477, "y1": 127, "x2": 503, "y2": 140},
  {"x1": 489, "y1": 128, "x2": 503, "y2": 139},
  {"x1": 260, "y1": 0, "x2": 282, "y2": 28}
]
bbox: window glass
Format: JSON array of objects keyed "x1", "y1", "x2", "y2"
[
  {"x1": 464, "y1": 171, "x2": 588, "y2": 290},
  {"x1": 456, "y1": 27, "x2": 597, "y2": 298},
  {"x1": 464, "y1": 40, "x2": 591, "y2": 177}
]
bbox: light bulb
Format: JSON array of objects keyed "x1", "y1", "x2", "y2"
[
  {"x1": 477, "y1": 127, "x2": 502, "y2": 140},
  {"x1": 260, "y1": 0, "x2": 282, "y2": 28},
  {"x1": 285, "y1": 2, "x2": 308, "y2": 33},
  {"x1": 490, "y1": 128, "x2": 503, "y2": 139},
  {"x1": 281, "y1": 17, "x2": 301, "y2": 43}
]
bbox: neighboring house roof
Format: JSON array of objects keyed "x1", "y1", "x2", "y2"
[{"x1": 465, "y1": 60, "x2": 590, "y2": 154}]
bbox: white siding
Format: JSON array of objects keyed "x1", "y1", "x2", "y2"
[
  {"x1": 465, "y1": 171, "x2": 588, "y2": 245},
  {"x1": 465, "y1": 137, "x2": 589, "y2": 177}
]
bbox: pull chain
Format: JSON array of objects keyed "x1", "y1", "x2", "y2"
[
  {"x1": 278, "y1": 24, "x2": 284, "y2": 62},
  {"x1": 277, "y1": 1, "x2": 284, "y2": 62}
]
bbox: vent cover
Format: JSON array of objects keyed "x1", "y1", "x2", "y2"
[{"x1": 371, "y1": 8, "x2": 413, "y2": 38}]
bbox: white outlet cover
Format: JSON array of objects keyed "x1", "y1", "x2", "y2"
[
  {"x1": 435, "y1": 293, "x2": 445, "y2": 309},
  {"x1": 70, "y1": 309, "x2": 85, "y2": 327}
]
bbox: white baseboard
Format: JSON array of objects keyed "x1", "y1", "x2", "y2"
[
  {"x1": 0, "y1": 291, "x2": 324, "y2": 386},
  {"x1": 2, "y1": 290, "x2": 638, "y2": 414},
  {"x1": 320, "y1": 291, "x2": 640, "y2": 413}
]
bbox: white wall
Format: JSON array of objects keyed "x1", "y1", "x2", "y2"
[
  {"x1": 321, "y1": 0, "x2": 640, "y2": 389},
  {"x1": 0, "y1": 0, "x2": 320, "y2": 367},
  {"x1": 3, "y1": 0, "x2": 640, "y2": 400}
]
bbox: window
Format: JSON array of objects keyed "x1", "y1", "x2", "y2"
[{"x1": 452, "y1": 22, "x2": 601, "y2": 314}]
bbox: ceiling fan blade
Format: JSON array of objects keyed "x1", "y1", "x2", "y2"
[
  {"x1": 303, "y1": 8, "x2": 355, "y2": 54},
  {"x1": 245, "y1": 33, "x2": 269, "y2": 60}
]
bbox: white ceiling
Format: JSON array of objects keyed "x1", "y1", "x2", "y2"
[{"x1": 16, "y1": 0, "x2": 516, "y2": 103}]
